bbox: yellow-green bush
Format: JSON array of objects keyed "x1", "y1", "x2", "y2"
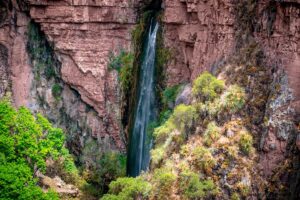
[
  {"x1": 231, "y1": 192, "x2": 241, "y2": 200},
  {"x1": 179, "y1": 169, "x2": 218, "y2": 199},
  {"x1": 153, "y1": 120, "x2": 174, "y2": 144},
  {"x1": 152, "y1": 167, "x2": 176, "y2": 200},
  {"x1": 171, "y1": 104, "x2": 197, "y2": 132},
  {"x1": 192, "y1": 72, "x2": 225, "y2": 102},
  {"x1": 151, "y1": 134, "x2": 173, "y2": 167},
  {"x1": 203, "y1": 121, "x2": 221, "y2": 146},
  {"x1": 239, "y1": 131, "x2": 253, "y2": 155},
  {"x1": 101, "y1": 177, "x2": 151, "y2": 200},
  {"x1": 221, "y1": 85, "x2": 246, "y2": 113},
  {"x1": 191, "y1": 146, "x2": 216, "y2": 173},
  {"x1": 151, "y1": 147, "x2": 165, "y2": 167}
]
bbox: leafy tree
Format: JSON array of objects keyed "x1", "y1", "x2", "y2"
[{"x1": 0, "y1": 98, "x2": 77, "y2": 199}]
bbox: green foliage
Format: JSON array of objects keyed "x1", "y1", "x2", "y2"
[
  {"x1": 52, "y1": 83, "x2": 62, "y2": 100},
  {"x1": 82, "y1": 151, "x2": 126, "y2": 198},
  {"x1": 222, "y1": 85, "x2": 246, "y2": 113},
  {"x1": 179, "y1": 169, "x2": 218, "y2": 199},
  {"x1": 151, "y1": 134, "x2": 173, "y2": 167},
  {"x1": 27, "y1": 21, "x2": 57, "y2": 80},
  {"x1": 162, "y1": 85, "x2": 181, "y2": 108},
  {"x1": 158, "y1": 109, "x2": 172, "y2": 124},
  {"x1": 231, "y1": 192, "x2": 241, "y2": 200},
  {"x1": 171, "y1": 104, "x2": 197, "y2": 132},
  {"x1": 101, "y1": 177, "x2": 151, "y2": 200},
  {"x1": 150, "y1": 146, "x2": 165, "y2": 167},
  {"x1": 239, "y1": 131, "x2": 253, "y2": 155},
  {"x1": 152, "y1": 167, "x2": 176, "y2": 199},
  {"x1": 0, "y1": 98, "x2": 77, "y2": 199},
  {"x1": 203, "y1": 121, "x2": 221, "y2": 146},
  {"x1": 153, "y1": 120, "x2": 174, "y2": 144},
  {"x1": 156, "y1": 47, "x2": 171, "y2": 72},
  {"x1": 98, "y1": 152, "x2": 127, "y2": 182},
  {"x1": 131, "y1": 11, "x2": 152, "y2": 49},
  {"x1": 192, "y1": 72, "x2": 224, "y2": 102},
  {"x1": 191, "y1": 146, "x2": 216, "y2": 173},
  {"x1": 108, "y1": 50, "x2": 134, "y2": 93}
]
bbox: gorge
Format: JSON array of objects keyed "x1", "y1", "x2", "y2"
[{"x1": 0, "y1": 0, "x2": 299, "y2": 199}]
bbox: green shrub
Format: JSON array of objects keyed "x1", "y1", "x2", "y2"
[
  {"x1": 179, "y1": 170, "x2": 218, "y2": 199},
  {"x1": 222, "y1": 85, "x2": 246, "y2": 113},
  {"x1": 231, "y1": 192, "x2": 241, "y2": 200},
  {"x1": 151, "y1": 135, "x2": 173, "y2": 167},
  {"x1": 27, "y1": 21, "x2": 57, "y2": 80},
  {"x1": 52, "y1": 84, "x2": 62, "y2": 100},
  {"x1": 153, "y1": 120, "x2": 174, "y2": 144},
  {"x1": 108, "y1": 50, "x2": 134, "y2": 93},
  {"x1": 162, "y1": 85, "x2": 181, "y2": 107},
  {"x1": 152, "y1": 167, "x2": 176, "y2": 199},
  {"x1": 203, "y1": 122, "x2": 221, "y2": 146},
  {"x1": 171, "y1": 104, "x2": 197, "y2": 132},
  {"x1": 158, "y1": 109, "x2": 172, "y2": 124},
  {"x1": 239, "y1": 131, "x2": 253, "y2": 155},
  {"x1": 191, "y1": 147, "x2": 216, "y2": 173},
  {"x1": 0, "y1": 98, "x2": 76, "y2": 199},
  {"x1": 98, "y1": 151, "x2": 127, "y2": 182},
  {"x1": 44, "y1": 66, "x2": 56, "y2": 79},
  {"x1": 192, "y1": 72, "x2": 224, "y2": 102},
  {"x1": 151, "y1": 147, "x2": 165, "y2": 167},
  {"x1": 102, "y1": 177, "x2": 151, "y2": 200}
]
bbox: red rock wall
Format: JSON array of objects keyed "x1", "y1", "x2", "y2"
[
  {"x1": 163, "y1": 0, "x2": 299, "y2": 96},
  {"x1": 25, "y1": 0, "x2": 142, "y2": 151},
  {"x1": 162, "y1": 0, "x2": 300, "y2": 195},
  {"x1": 0, "y1": 0, "x2": 32, "y2": 105}
]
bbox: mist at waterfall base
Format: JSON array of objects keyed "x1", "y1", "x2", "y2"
[{"x1": 127, "y1": 20, "x2": 159, "y2": 177}]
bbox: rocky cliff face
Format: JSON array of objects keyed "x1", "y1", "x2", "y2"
[
  {"x1": 26, "y1": 0, "x2": 140, "y2": 151},
  {"x1": 0, "y1": 0, "x2": 141, "y2": 168},
  {"x1": 162, "y1": 0, "x2": 300, "y2": 198}
]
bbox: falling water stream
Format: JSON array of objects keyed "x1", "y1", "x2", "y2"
[{"x1": 127, "y1": 19, "x2": 159, "y2": 177}]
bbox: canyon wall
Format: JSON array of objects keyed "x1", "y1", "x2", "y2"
[
  {"x1": 0, "y1": 0, "x2": 142, "y2": 168},
  {"x1": 162, "y1": 0, "x2": 300, "y2": 197}
]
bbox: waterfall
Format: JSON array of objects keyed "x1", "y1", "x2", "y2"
[{"x1": 127, "y1": 19, "x2": 159, "y2": 177}]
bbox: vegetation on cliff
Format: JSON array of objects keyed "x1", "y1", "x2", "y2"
[
  {"x1": 102, "y1": 72, "x2": 265, "y2": 200},
  {"x1": 0, "y1": 97, "x2": 78, "y2": 199}
]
